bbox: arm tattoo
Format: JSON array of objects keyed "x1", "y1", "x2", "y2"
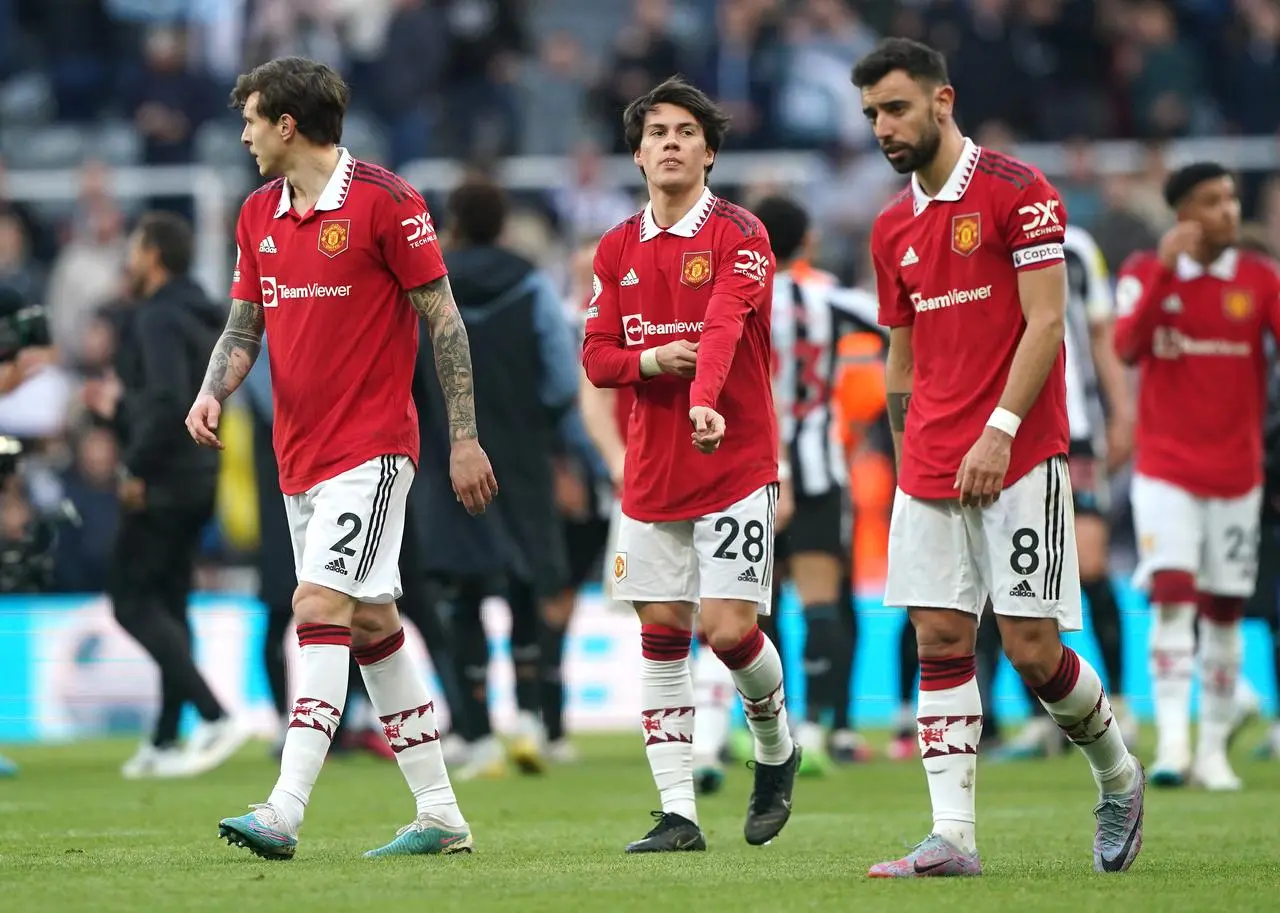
[
  {"x1": 200, "y1": 298, "x2": 264, "y2": 401},
  {"x1": 886, "y1": 391, "x2": 911, "y2": 433},
  {"x1": 408, "y1": 275, "x2": 478, "y2": 442}
]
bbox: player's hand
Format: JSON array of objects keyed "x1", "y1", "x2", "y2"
[
  {"x1": 689, "y1": 406, "x2": 725, "y2": 453},
  {"x1": 450, "y1": 438, "x2": 498, "y2": 515},
  {"x1": 656, "y1": 340, "x2": 699, "y2": 379},
  {"x1": 954, "y1": 426, "x2": 1012, "y2": 508},
  {"x1": 1157, "y1": 221, "x2": 1203, "y2": 269},
  {"x1": 1105, "y1": 413, "x2": 1134, "y2": 474},
  {"x1": 775, "y1": 475, "x2": 795, "y2": 531},
  {"x1": 185, "y1": 394, "x2": 224, "y2": 449}
]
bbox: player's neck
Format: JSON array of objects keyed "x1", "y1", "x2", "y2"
[
  {"x1": 914, "y1": 130, "x2": 966, "y2": 199},
  {"x1": 649, "y1": 181, "x2": 707, "y2": 230},
  {"x1": 1193, "y1": 242, "x2": 1230, "y2": 267},
  {"x1": 284, "y1": 145, "x2": 342, "y2": 212}
]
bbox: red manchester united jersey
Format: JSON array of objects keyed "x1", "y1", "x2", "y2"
[
  {"x1": 1113, "y1": 247, "x2": 1280, "y2": 497},
  {"x1": 871, "y1": 139, "x2": 1070, "y2": 500},
  {"x1": 230, "y1": 148, "x2": 447, "y2": 494},
  {"x1": 582, "y1": 188, "x2": 778, "y2": 522}
]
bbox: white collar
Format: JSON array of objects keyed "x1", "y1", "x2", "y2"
[
  {"x1": 274, "y1": 147, "x2": 355, "y2": 218},
  {"x1": 640, "y1": 187, "x2": 716, "y2": 241},
  {"x1": 1176, "y1": 247, "x2": 1238, "y2": 282},
  {"x1": 911, "y1": 137, "x2": 981, "y2": 217}
]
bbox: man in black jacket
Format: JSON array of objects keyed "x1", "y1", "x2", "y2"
[{"x1": 109, "y1": 211, "x2": 247, "y2": 778}]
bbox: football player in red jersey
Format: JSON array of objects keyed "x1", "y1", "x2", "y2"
[
  {"x1": 1114, "y1": 162, "x2": 1280, "y2": 792},
  {"x1": 855, "y1": 38, "x2": 1144, "y2": 877},
  {"x1": 185, "y1": 57, "x2": 496, "y2": 860},
  {"x1": 582, "y1": 76, "x2": 799, "y2": 853}
]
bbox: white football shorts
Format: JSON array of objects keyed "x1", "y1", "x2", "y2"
[
  {"x1": 1130, "y1": 473, "x2": 1261, "y2": 598},
  {"x1": 884, "y1": 456, "x2": 1082, "y2": 632},
  {"x1": 284, "y1": 454, "x2": 413, "y2": 604},
  {"x1": 611, "y1": 483, "x2": 778, "y2": 614}
]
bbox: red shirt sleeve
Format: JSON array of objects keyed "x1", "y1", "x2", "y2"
[
  {"x1": 871, "y1": 221, "x2": 913, "y2": 328},
  {"x1": 581, "y1": 233, "x2": 643, "y2": 388},
  {"x1": 690, "y1": 229, "x2": 774, "y2": 409},
  {"x1": 376, "y1": 186, "x2": 448, "y2": 291},
  {"x1": 1112, "y1": 252, "x2": 1175, "y2": 364},
  {"x1": 1003, "y1": 176, "x2": 1067, "y2": 272},
  {"x1": 230, "y1": 201, "x2": 262, "y2": 304}
]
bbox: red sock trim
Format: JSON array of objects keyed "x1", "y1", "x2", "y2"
[
  {"x1": 640, "y1": 624, "x2": 691, "y2": 661},
  {"x1": 1150, "y1": 570, "x2": 1197, "y2": 604},
  {"x1": 918, "y1": 654, "x2": 976, "y2": 691},
  {"x1": 1033, "y1": 646, "x2": 1081, "y2": 704},
  {"x1": 713, "y1": 625, "x2": 765, "y2": 670},
  {"x1": 353, "y1": 628, "x2": 405, "y2": 665},
  {"x1": 297, "y1": 622, "x2": 352, "y2": 648},
  {"x1": 1198, "y1": 594, "x2": 1245, "y2": 624}
]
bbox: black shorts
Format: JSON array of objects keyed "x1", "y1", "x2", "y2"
[
  {"x1": 775, "y1": 488, "x2": 847, "y2": 564},
  {"x1": 561, "y1": 480, "x2": 612, "y2": 589},
  {"x1": 1068, "y1": 439, "x2": 1108, "y2": 516}
]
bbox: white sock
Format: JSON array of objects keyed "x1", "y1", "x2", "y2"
[
  {"x1": 640, "y1": 624, "x2": 697, "y2": 823},
  {"x1": 692, "y1": 637, "x2": 734, "y2": 767},
  {"x1": 355, "y1": 627, "x2": 463, "y2": 827},
  {"x1": 1150, "y1": 602, "x2": 1195, "y2": 763},
  {"x1": 268, "y1": 623, "x2": 350, "y2": 831},
  {"x1": 917, "y1": 654, "x2": 982, "y2": 854},
  {"x1": 1197, "y1": 617, "x2": 1242, "y2": 760},
  {"x1": 1033, "y1": 646, "x2": 1135, "y2": 795},
  {"x1": 714, "y1": 626, "x2": 795, "y2": 765}
]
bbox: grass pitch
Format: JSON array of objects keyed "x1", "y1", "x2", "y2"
[{"x1": 1, "y1": 731, "x2": 1276, "y2": 913}]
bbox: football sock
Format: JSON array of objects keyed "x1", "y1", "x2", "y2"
[
  {"x1": 802, "y1": 602, "x2": 847, "y2": 725},
  {"x1": 355, "y1": 627, "x2": 463, "y2": 825},
  {"x1": 507, "y1": 581, "x2": 543, "y2": 716},
  {"x1": 714, "y1": 625, "x2": 795, "y2": 765},
  {"x1": 640, "y1": 624, "x2": 697, "y2": 823},
  {"x1": 452, "y1": 581, "x2": 493, "y2": 741},
  {"x1": 1148, "y1": 571, "x2": 1197, "y2": 763},
  {"x1": 1031, "y1": 646, "x2": 1135, "y2": 794},
  {"x1": 1196, "y1": 596, "x2": 1245, "y2": 760},
  {"x1": 268, "y1": 623, "x2": 350, "y2": 830},
  {"x1": 1083, "y1": 576, "x2": 1125, "y2": 693},
  {"x1": 898, "y1": 621, "x2": 918, "y2": 718},
  {"x1": 538, "y1": 618, "x2": 568, "y2": 743},
  {"x1": 917, "y1": 654, "x2": 982, "y2": 854},
  {"x1": 263, "y1": 603, "x2": 292, "y2": 717},
  {"x1": 691, "y1": 633, "x2": 734, "y2": 766},
  {"x1": 832, "y1": 587, "x2": 856, "y2": 731}
]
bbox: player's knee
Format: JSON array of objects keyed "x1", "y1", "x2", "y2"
[
  {"x1": 999, "y1": 618, "x2": 1062, "y2": 687},
  {"x1": 700, "y1": 602, "x2": 759, "y2": 654},
  {"x1": 1150, "y1": 569, "x2": 1197, "y2": 611},
  {"x1": 909, "y1": 607, "x2": 976, "y2": 657},
  {"x1": 292, "y1": 582, "x2": 356, "y2": 627},
  {"x1": 350, "y1": 601, "x2": 399, "y2": 645}
]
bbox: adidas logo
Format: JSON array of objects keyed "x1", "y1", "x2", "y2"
[
  {"x1": 900, "y1": 246, "x2": 919, "y2": 267},
  {"x1": 259, "y1": 236, "x2": 278, "y2": 254},
  {"x1": 325, "y1": 556, "x2": 348, "y2": 576},
  {"x1": 737, "y1": 566, "x2": 758, "y2": 583},
  {"x1": 620, "y1": 268, "x2": 639, "y2": 287},
  {"x1": 1009, "y1": 579, "x2": 1035, "y2": 598}
]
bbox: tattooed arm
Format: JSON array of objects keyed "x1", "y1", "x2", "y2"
[
  {"x1": 199, "y1": 298, "x2": 265, "y2": 401},
  {"x1": 407, "y1": 275, "x2": 478, "y2": 443}
]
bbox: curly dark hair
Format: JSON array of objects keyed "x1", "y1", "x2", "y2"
[{"x1": 851, "y1": 38, "x2": 949, "y2": 89}]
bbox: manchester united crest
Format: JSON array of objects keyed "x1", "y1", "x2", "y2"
[
  {"x1": 317, "y1": 219, "x2": 350, "y2": 258},
  {"x1": 681, "y1": 250, "x2": 713, "y2": 288},
  {"x1": 1223, "y1": 288, "x2": 1253, "y2": 321},
  {"x1": 613, "y1": 552, "x2": 628, "y2": 582},
  {"x1": 951, "y1": 213, "x2": 982, "y2": 257}
]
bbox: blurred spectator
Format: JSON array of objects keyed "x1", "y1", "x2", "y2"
[
  {"x1": 25, "y1": 0, "x2": 120, "y2": 121},
  {"x1": 244, "y1": 0, "x2": 347, "y2": 71},
  {"x1": 1118, "y1": 0, "x2": 1209, "y2": 137},
  {"x1": 942, "y1": 0, "x2": 1034, "y2": 140},
  {"x1": 127, "y1": 27, "x2": 217, "y2": 167},
  {"x1": 688, "y1": 0, "x2": 785, "y2": 150},
  {"x1": 51, "y1": 424, "x2": 119, "y2": 593},
  {"x1": 375, "y1": 0, "x2": 443, "y2": 166},
  {"x1": 522, "y1": 31, "x2": 595, "y2": 156},
  {"x1": 775, "y1": 0, "x2": 877, "y2": 148},
  {"x1": 0, "y1": 212, "x2": 46, "y2": 306},
  {"x1": 1223, "y1": 0, "x2": 1280, "y2": 135},
  {"x1": 547, "y1": 141, "x2": 637, "y2": 244},
  {"x1": 0, "y1": 160, "x2": 59, "y2": 267},
  {"x1": 433, "y1": 0, "x2": 530, "y2": 159},
  {"x1": 591, "y1": 0, "x2": 688, "y2": 154}
]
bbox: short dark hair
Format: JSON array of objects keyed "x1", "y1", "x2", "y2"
[
  {"x1": 753, "y1": 195, "x2": 809, "y2": 263},
  {"x1": 851, "y1": 37, "x2": 949, "y2": 89},
  {"x1": 229, "y1": 56, "x2": 349, "y2": 146},
  {"x1": 623, "y1": 75, "x2": 731, "y2": 177},
  {"x1": 1163, "y1": 161, "x2": 1231, "y2": 209},
  {"x1": 447, "y1": 176, "x2": 508, "y2": 246},
  {"x1": 135, "y1": 210, "x2": 192, "y2": 276}
]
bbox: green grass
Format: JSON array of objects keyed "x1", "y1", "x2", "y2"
[{"x1": 0, "y1": 731, "x2": 1277, "y2": 912}]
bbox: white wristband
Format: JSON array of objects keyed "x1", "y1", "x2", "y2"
[
  {"x1": 986, "y1": 407, "x2": 1022, "y2": 438},
  {"x1": 777, "y1": 460, "x2": 791, "y2": 481},
  {"x1": 639, "y1": 348, "x2": 660, "y2": 378}
]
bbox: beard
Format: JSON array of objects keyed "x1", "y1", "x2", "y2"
[{"x1": 881, "y1": 122, "x2": 942, "y2": 175}]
